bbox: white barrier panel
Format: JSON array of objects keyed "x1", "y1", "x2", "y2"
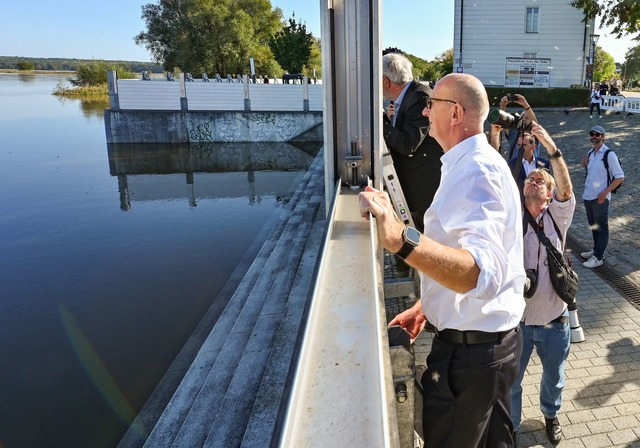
[
  {"x1": 185, "y1": 82, "x2": 245, "y2": 111},
  {"x1": 116, "y1": 78, "x2": 324, "y2": 112},
  {"x1": 601, "y1": 95, "x2": 625, "y2": 112},
  {"x1": 624, "y1": 97, "x2": 640, "y2": 114},
  {"x1": 249, "y1": 84, "x2": 305, "y2": 111},
  {"x1": 308, "y1": 86, "x2": 324, "y2": 111},
  {"x1": 118, "y1": 80, "x2": 181, "y2": 110}
]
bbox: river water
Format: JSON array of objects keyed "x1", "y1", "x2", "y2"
[{"x1": 0, "y1": 73, "x2": 316, "y2": 448}]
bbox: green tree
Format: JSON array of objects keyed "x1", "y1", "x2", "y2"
[
  {"x1": 71, "y1": 60, "x2": 135, "y2": 87},
  {"x1": 302, "y1": 37, "x2": 322, "y2": 79},
  {"x1": 593, "y1": 46, "x2": 617, "y2": 81},
  {"x1": 16, "y1": 60, "x2": 35, "y2": 70},
  {"x1": 269, "y1": 14, "x2": 313, "y2": 74},
  {"x1": 622, "y1": 44, "x2": 640, "y2": 84},
  {"x1": 135, "y1": 0, "x2": 282, "y2": 76},
  {"x1": 422, "y1": 49, "x2": 454, "y2": 82},
  {"x1": 570, "y1": 0, "x2": 640, "y2": 39}
]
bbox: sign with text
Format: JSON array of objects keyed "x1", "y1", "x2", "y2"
[{"x1": 505, "y1": 57, "x2": 551, "y2": 88}]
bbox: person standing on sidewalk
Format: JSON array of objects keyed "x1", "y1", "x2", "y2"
[
  {"x1": 360, "y1": 73, "x2": 524, "y2": 448},
  {"x1": 580, "y1": 125, "x2": 624, "y2": 268},
  {"x1": 589, "y1": 85, "x2": 603, "y2": 119},
  {"x1": 511, "y1": 122, "x2": 575, "y2": 447},
  {"x1": 507, "y1": 131, "x2": 550, "y2": 191}
]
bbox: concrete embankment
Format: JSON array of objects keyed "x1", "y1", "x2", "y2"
[{"x1": 105, "y1": 110, "x2": 323, "y2": 144}]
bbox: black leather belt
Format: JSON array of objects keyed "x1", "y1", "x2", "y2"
[
  {"x1": 550, "y1": 315, "x2": 569, "y2": 324},
  {"x1": 434, "y1": 327, "x2": 516, "y2": 345}
]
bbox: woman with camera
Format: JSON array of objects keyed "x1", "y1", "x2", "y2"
[{"x1": 511, "y1": 122, "x2": 575, "y2": 447}]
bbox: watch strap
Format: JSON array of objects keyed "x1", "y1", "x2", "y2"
[{"x1": 396, "y1": 241, "x2": 415, "y2": 259}]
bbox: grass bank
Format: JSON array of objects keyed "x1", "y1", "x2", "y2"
[{"x1": 53, "y1": 82, "x2": 108, "y2": 98}]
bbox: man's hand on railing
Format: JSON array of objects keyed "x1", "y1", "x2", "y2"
[{"x1": 358, "y1": 186, "x2": 405, "y2": 254}]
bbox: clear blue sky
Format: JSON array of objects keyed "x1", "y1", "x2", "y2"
[{"x1": 0, "y1": 0, "x2": 633, "y2": 63}]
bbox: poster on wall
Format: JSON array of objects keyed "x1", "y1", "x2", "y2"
[{"x1": 505, "y1": 58, "x2": 550, "y2": 87}]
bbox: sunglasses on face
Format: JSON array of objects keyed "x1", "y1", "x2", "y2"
[
  {"x1": 589, "y1": 132, "x2": 602, "y2": 137},
  {"x1": 425, "y1": 97, "x2": 466, "y2": 111},
  {"x1": 525, "y1": 177, "x2": 547, "y2": 186}
]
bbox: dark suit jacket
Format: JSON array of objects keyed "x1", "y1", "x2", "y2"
[
  {"x1": 383, "y1": 81, "x2": 443, "y2": 222},
  {"x1": 508, "y1": 155, "x2": 551, "y2": 191}
]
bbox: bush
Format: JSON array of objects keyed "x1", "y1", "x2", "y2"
[
  {"x1": 70, "y1": 60, "x2": 135, "y2": 87},
  {"x1": 16, "y1": 61, "x2": 35, "y2": 70}
]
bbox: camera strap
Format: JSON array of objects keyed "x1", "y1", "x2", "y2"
[{"x1": 524, "y1": 208, "x2": 564, "y2": 251}]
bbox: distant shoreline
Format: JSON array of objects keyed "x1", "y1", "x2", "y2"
[{"x1": 0, "y1": 69, "x2": 75, "y2": 74}]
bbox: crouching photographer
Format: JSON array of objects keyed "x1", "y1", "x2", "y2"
[{"x1": 512, "y1": 122, "x2": 576, "y2": 447}]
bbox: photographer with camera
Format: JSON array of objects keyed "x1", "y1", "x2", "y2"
[
  {"x1": 511, "y1": 122, "x2": 575, "y2": 447},
  {"x1": 488, "y1": 93, "x2": 539, "y2": 159}
]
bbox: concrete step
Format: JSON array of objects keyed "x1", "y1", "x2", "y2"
[{"x1": 140, "y1": 150, "x2": 325, "y2": 448}]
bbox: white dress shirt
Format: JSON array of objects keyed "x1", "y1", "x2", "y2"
[{"x1": 421, "y1": 134, "x2": 526, "y2": 332}]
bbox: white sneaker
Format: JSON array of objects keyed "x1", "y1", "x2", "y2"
[
  {"x1": 599, "y1": 115, "x2": 603, "y2": 119},
  {"x1": 580, "y1": 250, "x2": 594, "y2": 259},
  {"x1": 590, "y1": 115, "x2": 593, "y2": 119},
  {"x1": 583, "y1": 256, "x2": 603, "y2": 268}
]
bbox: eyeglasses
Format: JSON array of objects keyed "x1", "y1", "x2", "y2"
[
  {"x1": 425, "y1": 97, "x2": 466, "y2": 111},
  {"x1": 589, "y1": 131, "x2": 602, "y2": 137},
  {"x1": 525, "y1": 177, "x2": 547, "y2": 186}
]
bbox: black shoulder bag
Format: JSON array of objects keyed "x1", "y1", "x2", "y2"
[{"x1": 525, "y1": 209, "x2": 578, "y2": 305}]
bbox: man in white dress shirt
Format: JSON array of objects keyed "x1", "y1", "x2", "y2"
[{"x1": 360, "y1": 73, "x2": 525, "y2": 447}]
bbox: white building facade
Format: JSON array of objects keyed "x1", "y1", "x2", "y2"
[{"x1": 453, "y1": 0, "x2": 596, "y2": 88}]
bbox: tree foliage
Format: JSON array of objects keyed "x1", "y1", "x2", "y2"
[
  {"x1": 593, "y1": 46, "x2": 617, "y2": 81},
  {"x1": 570, "y1": 0, "x2": 640, "y2": 39},
  {"x1": 421, "y1": 49, "x2": 454, "y2": 82},
  {"x1": 71, "y1": 60, "x2": 135, "y2": 87},
  {"x1": 622, "y1": 44, "x2": 640, "y2": 83},
  {"x1": 135, "y1": 0, "x2": 283, "y2": 76},
  {"x1": 302, "y1": 37, "x2": 322, "y2": 79},
  {"x1": 269, "y1": 15, "x2": 313, "y2": 74},
  {"x1": 16, "y1": 61, "x2": 35, "y2": 70}
]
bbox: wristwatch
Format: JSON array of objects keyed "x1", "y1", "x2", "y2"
[
  {"x1": 395, "y1": 226, "x2": 421, "y2": 259},
  {"x1": 549, "y1": 149, "x2": 563, "y2": 159}
]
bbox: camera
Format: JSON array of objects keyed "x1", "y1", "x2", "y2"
[
  {"x1": 506, "y1": 93, "x2": 519, "y2": 102},
  {"x1": 487, "y1": 108, "x2": 532, "y2": 132},
  {"x1": 523, "y1": 268, "x2": 538, "y2": 299}
]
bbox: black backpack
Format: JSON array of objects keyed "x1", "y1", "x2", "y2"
[{"x1": 603, "y1": 149, "x2": 622, "y2": 194}]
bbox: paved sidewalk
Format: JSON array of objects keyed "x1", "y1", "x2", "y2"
[{"x1": 386, "y1": 251, "x2": 640, "y2": 447}]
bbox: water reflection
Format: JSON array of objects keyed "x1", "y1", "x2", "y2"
[
  {"x1": 54, "y1": 95, "x2": 110, "y2": 119},
  {"x1": 80, "y1": 98, "x2": 110, "y2": 118},
  {"x1": 107, "y1": 141, "x2": 321, "y2": 210},
  {"x1": 17, "y1": 73, "x2": 38, "y2": 83}
]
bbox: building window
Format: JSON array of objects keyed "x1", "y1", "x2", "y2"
[
  {"x1": 526, "y1": 7, "x2": 539, "y2": 33},
  {"x1": 524, "y1": 52, "x2": 538, "y2": 58}
]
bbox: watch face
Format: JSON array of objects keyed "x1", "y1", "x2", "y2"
[{"x1": 405, "y1": 226, "x2": 421, "y2": 245}]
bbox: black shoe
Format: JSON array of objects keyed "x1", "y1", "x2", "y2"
[{"x1": 545, "y1": 417, "x2": 562, "y2": 446}]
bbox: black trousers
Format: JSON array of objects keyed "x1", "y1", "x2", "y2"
[{"x1": 422, "y1": 327, "x2": 523, "y2": 448}]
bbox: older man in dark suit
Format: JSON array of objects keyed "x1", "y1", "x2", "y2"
[{"x1": 382, "y1": 53, "x2": 443, "y2": 234}]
